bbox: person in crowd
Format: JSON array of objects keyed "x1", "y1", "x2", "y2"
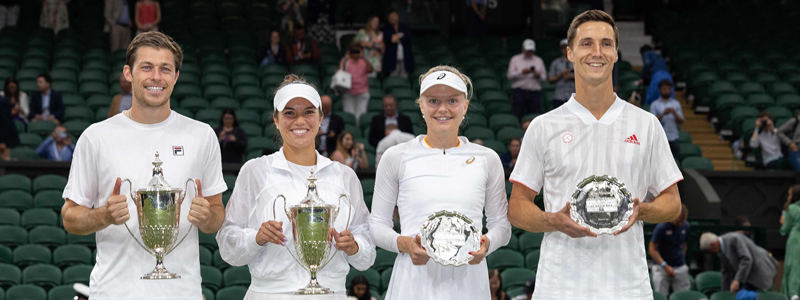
[
  {"x1": 520, "y1": 118, "x2": 531, "y2": 132},
  {"x1": 108, "y1": 73, "x2": 133, "y2": 118},
  {"x1": 259, "y1": 30, "x2": 287, "y2": 68},
  {"x1": 499, "y1": 137, "x2": 521, "y2": 168},
  {"x1": 29, "y1": 73, "x2": 64, "y2": 124},
  {"x1": 40, "y1": 0, "x2": 69, "y2": 33},
  {"x1": 135, "y1": 0, "x2": 160, "y2": 35},
  {"x1": 61, "y1": 32, "x2": 227, "y2": 299},
  {"x1": 0, "y1": 0, "x2": 20, "y2": 31},
  {"x1": 340, "y1": 43, "x2": 373, "y2": 125},
  {"x1": 777, "y1": 109, "x2": 800, "y2": 171},
  {"x1": 307, "y1": 0, "x2": 336, "y2": 44},
  {"x1": 639, "y1": 45, "x2": 674, "y2": 105},
  {"x1": 1, "y1": 77, "x2": 28, "y2": 124},
  {"x1": 782, "y1": 185, "x2": 800, "y2": 300},
  {"x1": 650, "y1": 79, "x2": 684, "y2": 159},
  {"x1": 649, "y1": 204, "x2": 690, "y2": 298},
  {"x1": 35, "y1": 124, "x2": 74, "y2": 161},
  {"x1": 369, "y1": 66, "x2": 511, "y2": 299},
  {"x1": 511, "y1": 278, "x2": 536, "y2": 300},
  {"x1": 355, "y1": 15, "x2": 384, "y2": 77},
  {"x1": 277, "y1": 0, "x2": 303, "y2": 34},
  {"x1": 331, "y1": 130, "x2": 368, "y2": 170},
  {"x1": 216, "y1": 74, "x2": 376, "y2": 298},
  {"x1": 285, "y1": 25, "x2": 321, "y2": 66},
  {"x1": 375, "y1": 123, "x2": 414, "y2": 167},
  {"x1": 700, "y1": 232, "x2": 778, "y2": 297},
  {"x1": 735, "y1": 215, "x2": 755, "y2": 240},
  {"x1": 489, "y1": 269, "x2": 511, "y2": 300},
  {"x1": 368, "y1": 94, "x2": 413, "y2": 147},
  {"x1": 548, "y1": 38, "x2": 575, "y2": 109},
  {"x1": 0, "y1": 95, "x2": 19, "y2": 150},
  {"x1": 382, "y1": 10, "x2": 414, "y2": 78},
  {"x1": 507, "y1": 39, "x2": 547, "y2": 120},
  {"x1": 215, "y1": 108, "x2": 247, "y2": 164},
  {"x1": 347, "y1": 275, "x2": 377, "y2": 300},
  {"x1": 105, "y1": 0, "x2": 132, "y2": 52},
  {"x1": 465, "y1": 0, "x2": 487, "y2": 38},
  {"x1": 750, "y1": 111, "x2": 783, "y2": 170},
  {"x1": 318, "y1": 94, "x2": 344, "y2": 157}
]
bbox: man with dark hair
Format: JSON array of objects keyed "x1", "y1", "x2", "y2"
[
  {"x1": 29, "y1": 73, "x2": 64, "y2": 123},
  {"x1": 650, "y1": 79, "x2": 684, "y2": 159},
  {"x1": 649, "y1": 204, "x2": 690, "y2": 298},
  {"x1": 285, "y1": 24, "x2": 320, "y2": 66},
  {"x1": 318, "y1": 94, "x2": 344, "y2": 157},
  {"x1": 750, "y1": 111, "x2": 783, "y2": 170},
  {"x1": 368, "y1": 94, "x2": 413, "y2": 147}
]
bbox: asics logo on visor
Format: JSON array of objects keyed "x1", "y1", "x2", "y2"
[{"x1": 437, "y1": 73, "x2": 446, "y2": 80}]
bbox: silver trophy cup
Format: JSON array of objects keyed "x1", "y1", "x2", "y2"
[
  {"x1": 121, "y1": 152, "x2": 197, "y2": 279},
  {"x1": 272, "y1": 170, "x2": 351, "y2": 294}
]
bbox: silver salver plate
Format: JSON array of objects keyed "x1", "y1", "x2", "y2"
[
  {"x1": 419, "y1": 210, "x2": 481, "y2": 266},
  {"x1": 570, "y1": 175, "x2": 634, "y2": 235}
]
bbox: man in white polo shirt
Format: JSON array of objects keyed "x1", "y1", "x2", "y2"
[
  {"x1": 61, "y1": 32, "x2": 227, "y2": 300},
  {"x1": 507, "y1": 10, "x2": 683, "y2": 300}
]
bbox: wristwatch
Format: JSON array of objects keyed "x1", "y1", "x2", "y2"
[{"x1": 660, "y1": 261, "x2": 667, "y2": 267}]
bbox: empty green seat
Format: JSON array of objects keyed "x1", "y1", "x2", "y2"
[
  {"x1": 22, "y1": 264, "x2": 61, "y2": 289},
  {"x1": 48, "y1": 285, "x2": 77, "y2": 300},
  {"x1": 66, "y1": 232, "x2": 95, "y2": 248},
  {"x1": 0, "y1": 174, "x2": 30, "y2": 193},
  {"x1": 0, "y1": 244, "x2": 10, "y2": 265},
  {"x1": 465, "y1": 113, "x2": 488, "y2": 127},
  {"x1": 10, "y1": 147, "x2": 38, "y2": 160},
  {"x1": 18, "y1": 133, "x2": 42, "y2": 148},
  {"x1": 390, "y1": 89, "x2": 416, "y2": 102},
  {"x1": 373, "y1": 249, "x2": 396, "y2": 272},
  {"x1": 86, "y1": 94, "x2": 112, "y2": 110},
  {"x1": 240, "y1": 122, "x2": 262, "y2": 137},
  {"x1": 0, "y1": 262, "x2": 21, "y2": 288},
  {"x1": 212, "y1": 249, "x2": 230, "y2": 270},
  {"x1": 62, "y1": 264, "x2": 91, "y2": 285},
  {"x1": 32, "y1": 175, "x2": 67, "y2": 195},
  {"x1": 769, "y1": 82, "x2": 796, "y2": 98},
  {"x1": 79, "y1": 82, "x2": 108, "y2": 98},
  {"x1": 200, "y1": 246, "x2": 213, "y2": 266},
  {"x1": 729, "y1": 106, "x2": 759, "y2": 131},
  {"x1": 216, "y1": 286, "x2": 247, "y2": 300},
  {"x1": 500, "y1": 268, "x2": 536, "y2": 291},
  {"x1": 382, "y1": 77, "x2": 409, "y2": 92},
  {"x1": 682, "y1": 157, "x2": 714, "y2": 170},
  {"x1": 210, "y1": 97, "x2": 239, "y2": 110},
  {"x1": 654, "y1": 291, "x2": 667, "y2": 300},
  {"x1": 707, "y1": 82, "x2": 737, "y2": 100},
  {"x1": 63, "y1": 107, "x2": 94, "y2": 122},
  {"x1": 13, "y1": 244, "x2": 51, "y2": 268},
  {"x1": 765, "y1": 106, "x2": 793, "y2": 120},
  {"x1": 204, "y1": 85, "x2": 233, "y2": 99},
  {"x1": 201, "y1": 73, "x2": 229, "y2": 87},
  {"x1": 0, "y1": 190, "x2": 33, "y2": 211},
  {"x1": 777, "y1": 94, "x2": 800, "y2": 110},
  {"x1": 679, "y1": 144, "x2": 702, "y2": 160},
  {"x1": 755, "y1": 291, "x2": 788, "y2": 300},
  {"x1": 0, "y1": 225, "x2": 27, "y2": 248},
  {"x1": 62, "y1": 94, "x2": 84, "y2": 107},
  {"x1": 28, "y1": 226, "x2": 65, "y2": 249},
  {"x1": 709, "y1": 291, "x2": 736, "y2": 300},
  {"x1": 79, "y1": 70, "x2": 107, "y2": 84},
  {"x1": 737, "y1": 82, "x2": 764, "y2": 97},
  {"x1": 291, "y1": 65, "x2": 319, "y2": 77},
  {"x1": 745, "y1": 94, "x2": 774, "y2": 110},
  {"x1": 668, "y1": 290, "x2": 708, "y2": 300},
  {"x1": 474, "y1": 78, "x2": 502, "y2": 93},
  {"x1": 489, "y1": 114, "x2": 519, "y2": 131},
  {"x1": 518, "y1": 232, "x2": 543, "y2": 255},
  {"x1": 0, "y1": 208, "x2": 19, "y2": 226},
  {"x1": 464, "y1": 126, "x2": 494, "y2": 140},
  {"x1": 487, "y1": 249, "x2": 524, "y2": 270},
  {"x1": 6, "y1": 284, "x2": 46, "y2": 300},
  {"x1": 203, "y1": 64, "x2": 230, "y2": 77},
  {"x1": 201, "y1": 265, "x2": 222, "y2": 292},
  {"x1": 241, "y1": 98, "x2": 271, "y2": 113},
  {"x1": 203, "y1": 287, "x2": 215, "y2": 300},
  {"x1": 173, "y1": 84, "x2": 202, "y2": 99},
  {"x1": 223, "y1": 266, "x2": 251, "y2": 287},
  {"x1": 678, "y1": 131, "x2": 692, "y2": 143},
  {"x1": 695, "y1": 270, "x2": 721, "y2": 295},
  {"x1": 345, "y1": 268, "x2": 380, "y2": 291},
  {"x1": 199, "y1": 231, "x2": 218, "y2": 252},
  {"x1": 51, "y1": 81, "x2": 77, "y2": 95},
  {"x1": 53, "y1": 245, "x2": 91, "y2": 268},
  {"x1": 27, "y1": 121, "x2": 56, "y2": 136},
  {"x1": 235, "y1": 86, "x2": 263, "y2": 100},
  {"x1": 180, "y1": 97, "x2": 210, "y2": 111},
  {"x1": 63, "y1": 120, "x2": 90, "y2": 137},
  {"x1": 479, "y1": 91, "x2": 509, "y2": 103},
  {"x1": 496, "y1": 127, "x2": 525, "y2": 144},
  {"x1": 234, "y1": 110, "x2": 260, "y2": 124}
]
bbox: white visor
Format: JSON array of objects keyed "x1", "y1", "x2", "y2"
[
  {"x1": 419, "y1": 71, "x2": 468, "y2": 98},
  {"x1": 273, "y1": 82, "x2": 321, "y2": 111}
]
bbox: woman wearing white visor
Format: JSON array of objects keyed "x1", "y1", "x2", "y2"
[
  {"x1": 369, "y1": 66, "x2": 512, "y2": 299},
  {"x1": 216, "y1": 75, "x2": 376, "y2": 299}
]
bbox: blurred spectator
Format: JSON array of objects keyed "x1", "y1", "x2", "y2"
[
  {"x1": 382, "y1": 10, "x2": 414, "y2": 78},
  {"x1": 649, "y1": 204, "x2": 690, "y2": 298},
  {"x1": 215, "y1": 108, "x2": 247, "y2": 164},
  {"x1": 108, "y1": 73, "x2": 133, "y2": 118},
  {"x1": 547, "y1": 39, "x2": 575, "y2": 109},
  {"x1": 0, "y1": 95, "x2": 19, "y2": 150},
  {"x1": 465, "y1": 0, "x2": 487, "y2": 38},
  {"x1": 639, "y1": 45, "x2": 674, "y2": 105},
  {"x1": 511, "y1": 277, "x2": 535, "y2": 300},
  {"x1": 286, "y1": 25, "x2": 321, "y2": 66},
  {"x1": 0, "y1": 0, "x2": 20, "y2": 31},
  {"x1": 777, "y1": 109, "x2": 800, "y2": 171},
  {"x1": 499, "y1": 137, "x2": 521, "y2": 168},
  {"x1": 472, "y1": 138, "x2": 484, "y2": 146},
  {"x1": 40, "y1": 0, "x2": 69, "y2": 33},
  {"x1": 318, "y1": 95, "x2": 344, "y2": 157},
  {"x1": 355, "y1": 15, "x2": 384, "y2": 77},
  {"x1": 507, "y1": 39, "x2": 547, "y2": 120},
  {"x1": 1, "y1": 77, "x2": 29, "y2": 124},
  {"x1": 331, "y1": 130, "x2": 368, "y2": 170},
  {"x1": 520, "y1": 118, "x2": 531, "y2": 132},
  {"x1": 346, "y1": 275, "x2": 377, "y2": 300},
  {"x1": 649, "y1": 80, "x2": 684, "y2": 159},
  {"x1": 307, "y1": 0, "x2": 336, "y2": 44},
  {"x1": 277, "y1": 0, "x2": 303, "y2": 34},
  {"x1": 489, "y1": 269, "x2": 510, "y2": 300},
  {"x1": 340, "y1": 43, "x2": 373, "y2": 125},
  {"x1": 29, "y1": 73, "x2": 64, "y2": 124},
  {"x1": 781, "y1": 185, "x2": 800, "y2": 300},
  {"x1": 375, "y1": 123, "x2": 414, "y2": 167},
  {"x1": 104, "y1": 0, "x2": 132, "y2": 52},
  {"x1": 135, "y1": 0, "x2": 160, "y2": 35},
  {"x1": 259, "y1": 30, "x2": 287, "y2": 68},
  {"x1": 750, "y1": 111, "x2": 783, "y2": 170},
  {"x1": 369, "y1": 94, "x2": 413, "y2": 147},
  {"x1": 36, "y1": 124, "x2": 73, "y2": 161},
  {"x1": 700, "y1": 232, "x2": 777, "y2": 298}
]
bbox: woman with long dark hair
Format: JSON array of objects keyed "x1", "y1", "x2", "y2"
[
  {"x1": 214, "y1": 108, "x2": 248, "y2": 163},
  {"x1": 1, "y1": 77, "x2": 29, "y2": 124},
  {"x1": 781, "y1": 184, "x2": 800, "y2": 299},
  {"x1": 346, "y1": 275, "x2": 376, "y2": 300},
  {"x1": 489, "y1": 269, "x2": 510, "y2": 300},
  {"x1": 331, "y1": 130, "x2": 368, "y2": 170}
]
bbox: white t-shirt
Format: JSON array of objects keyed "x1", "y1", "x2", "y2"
[
  {"x1": 509, "y1": 94, "x2": 683, "y2": 300},
  {"x1": 63, "y1": 111, "x2": 228, "y2": 300}
]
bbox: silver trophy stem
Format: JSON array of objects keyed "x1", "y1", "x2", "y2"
[
  {"x1": 141, "y1": 249, "x2": 180, "y2": 279},
  {"x1": 295, "y1": 266, "x2": 332, "y2": 294}
]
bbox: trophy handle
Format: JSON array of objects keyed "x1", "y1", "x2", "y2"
[
  {"x1": 336, "y1": 194, "x2": 352, "y2": 231},
  {"x1": 272, "y1": 194, "x2": 289, "y2": 221},
  {"x1": 120, "y1": 178, "x2": 155, "y2": 256},
  {"x1": 166, "y1": 178, "x2": 198, "y2": 255}
]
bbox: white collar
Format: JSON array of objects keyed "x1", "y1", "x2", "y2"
[
  {"x1": 271, "y1": 147, "x2": 334, "y2": 173},
  {"x1": 565, "y1": 93, "x2": 626, "y2": 125}
]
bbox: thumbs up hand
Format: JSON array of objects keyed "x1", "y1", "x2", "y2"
[
  {"x1": 104, "y1": 177, "x2": 130, "y2": 226},
  {"x1": 188, "y1": 179, "x2": 211, "y2": 227}
]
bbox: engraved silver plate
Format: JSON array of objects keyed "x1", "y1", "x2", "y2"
[
  {"x1": 570, "y1": 175, "x2": 634, "y2": 235},
  {"x1": 419, "y1": 210, "x2": 481, "y2": 266}
]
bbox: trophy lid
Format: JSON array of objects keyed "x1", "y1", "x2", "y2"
[
  {"x1": 291, "y1": 170, "x2": 336, "y2": 209},
  {"x1": 138, "y1": 152, "x2": 180, "y2": 193}
]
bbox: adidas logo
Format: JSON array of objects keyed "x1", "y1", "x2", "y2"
[{"x1": 624, "y1": 134, "x2": 640, "y2": 145}]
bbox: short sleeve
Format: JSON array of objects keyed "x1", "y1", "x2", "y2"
[
  {"x1": 201, "y1": 126, "x2": 228, "y2": 197},
  {"x1": 63, "y1": 132, "x2": 99, "y2": 207},
  {"x1": 509, "y1": 119, "x2": 545, "y2": 193},
  {"x1": 647, "y1": 116, "x2": 683, "y2": 195}
]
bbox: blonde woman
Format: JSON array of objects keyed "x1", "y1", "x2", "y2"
[
  {"x1": 355, "y1": 15, "x2": 384, "y2": 77},
  {"x1": 369, "y1": 66, "x2": 511, "y2": 299}
]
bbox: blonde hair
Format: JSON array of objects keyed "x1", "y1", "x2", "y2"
[{"x1": 416, "y1": 65, "x2": 474, "y2": 102}]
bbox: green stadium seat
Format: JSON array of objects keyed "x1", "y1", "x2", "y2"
[
  {"x1": 240, "y1": 123, "x2": 262, "y2": 137},
  {"x1": 216, "y1": 286, "x2": 247, "y2": 300},
  {"x1": 6, "y1": 284, "x2": 46, "y2": 300},
  {"x1": 177, "y1": 72, "x2": 200, "y2": 85},
  {"x1": 654, "y1": 291, "x2": 667, "y2": 300},
  {"x1": 345, "y1": 124, "x2": 361, "y2": 138},
  {"x1": 22, "y1": 264, "x2": 61, "y2": 290},
  {"x1": 0, "y1": 244, "x2": 10, "y2": 264},
  {"x1": 242, "y1": 98, "x2": 272, "y2": 113},
  {"x1": 679, "y1": 144, "x2": 702, "y2": 160},
  {"x1": 17, "y1": 133, "x2": 42, "y2": 148},
  {"x1": 500, "y1": 268, "x2": 536, "y2": 291},
  {"x1": 390, "y1": 89, "x2": 416, "y2": 102},
  {"x1": 346, "y1": 268, "x2": 380, "y2": 291},
  {"x1": 369, "y1": 88, "x2": 385, "y2": 100},
  {"x1": 212, "y1": 249, "x2": 230, "y2": 271},
  {"x1": 63, "y1": 107, "x2": 94, "y2": 122},
  {"x1": 202, "y1": 287, "x2": 216, "y2": 300},
  {"x1": 729, "y1": 106, "x2": 759, "y2": 132},
  {"x1": 63, "y1": 121, "x2": 90, "y2": 138},
  {"x1": 14, "y1": 119, "x2": 24, "y2": 133},
  {"x1": 261, "y1": 75, "x2": 286, "y2": 90},
  {"x1": 204, "y1": 85, "x2": 233, "y2": 99},
  {"x1": 668, "y1": 290, "x2": 708, "y2": 300},
  {"x1": 500, "y1": 234, "x2": 519, "y2": 251},
  {"x1": 173, "y1": 84, "x2": 203, "y2": 99},
  {"x1": 232, "y1": 64, "x2": 259, "y2": 77},
  {"x1": 755, "y1": 291, "x2": 788, "y2": 300},
  {"x1": 235, "y1": 86, "x2": 263, "y2": 100},
  {"x1": 231, "y1": 74, "x2": 259, "y2": 90},
  {"x1": 79, "y1": 82, "x2": 108, "y2": 98},
  {"x1": 397, "y1": 100, "x2": 417, "y2": 114},
  {"x1": 201, "y1": 73, "x2": 229, "y2": 87},
  {"x1": 291, "y1": 65, "x2": 319, "y2": 77},
  {"x1": 48, "y1": 285, "x2": 76, "y2": 300},
  {"x1": 180, "y1": 97, "x2": 210, "y2": 111},
  {"x1": 374, "y1": 249, "x2": 397, "y2": 272},
  {"x1": 487, "y1": 249, "x2": 524, "y2": 270},
  {"x1": 0, "y1": 225, "x2": 26, "y2": 248},
  {"x1": 0, "y1": 174, "x2": 30, "y2": 193},
  {"x1": 337, "y1": 112, "x2": 357, "y2": 126},
  {"x1": 524, "y1": 249, "x2": 540, "y2": 271},
  {"x1": 62, "y1": 264, "x2": 91, "y2": 285},
  {"x1": 777, "y1": 94, "x2": 800, "y2": 111},
  {"x1": 496, "y1": 127, "x2": 525, "y2": 144},
  {"x1": 201, "y1": 265, "x2": 222, "y2": 292},
  {"x1": 737, "y1": 82, "x2": 764, "y2": 98},
  {"x1": 479, "y1": 91, "x2": 509, "y2": 104},
  {"x1": 0, "y1": 263, "x2": 20, "y2": 290},
  {"x1": 682, "y1": 157, "x2": 714, "y2": 170},
  {"x1": 474, "y1": 78, "x2": 502, "y2": 94},
  {"x1": 28, "y1": 226, "x2": 65, "y2": 249},
  {"x1": 518, "y1": 232, "x2": 543, "y2": 255},
  {"x1": 488, "y1": 114, "x2": 519, "y2": 131},
  {"x1": 199, "y1": 231, "x2": 218, "y2": 252},
  {"x1": 10, "y1": 147, "x2": 38, "y2": 160},
  {"x1": 13, "y1": 244, "x2": 51, "y2": 268},
  {"x1": 53, "y1": 245, "x2": 91, "y2": 268},
  {"x1": 203, "y1": 64, "x2": 230, "y2": 77},
  {"x1": 707, "y1": 82, "x2": 738, "y2": 100},
  {"x1": 464, "y1": 126, "x2": 495, "y2": 140},
  {"x1": 32, "y1": 175, "x2": 67, "y2": 195},
  {"x1": 765, "y1": 106, "x2": 793, "y2": 120},
  {"x1": 51, "y1": 81, "x2": 77, "y2": 95},
  {"x1": 79, "y1": 70, "x2": 107, "y2": 84},
  {"x1": 382, "y1": 77, "x2": 410, "y2": 92},
  {"x1": 234, "y1": 110, "x2": 260, "y2": 125},
  {"x1": 62, "y1": 94, "x2": 84, "y2": 107},
  {"x1": 200, "y1": 246, "x2": 212, "y2": 266},
  {"x1": 465, "y1": 113, "x2": 488, "y2": 127},
  {"x1": 0, "y1": 190, "x2": 33, "y2": 211},
  {"x1": 744, "y1": 94, "x2": 774, "y2": 110},
  {"x1": 694, "y1": 271, "x2": 722, "y2": 296},
  {"x1": 478, "y1": 139, "x2": 503, "y2": 154},
  {"x1": 678, "y1": 131, "x2": 692, "y2": 144},
  {"x1": 86, "y1": 95, "x2": 112, "y2": 110},
  {"x1": 0, "y1": 208, "x2": 19, "y2": 226},
  {"x1": 210, "y1": 97, "x2": 239, "y2": 110},
  {"x1": 66, "y1": 232, "x2": 95, "y2": 248},
  {"x1": 223, "y1": 266, "x2": 251, "y2": 287},
  {"x1": 769, "y1": 82, "x2": 796, "y2": 98}
]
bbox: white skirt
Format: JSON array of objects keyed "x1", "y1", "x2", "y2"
[{"x1": 244, "y1": 290, "x2": 348, "y2": 300}]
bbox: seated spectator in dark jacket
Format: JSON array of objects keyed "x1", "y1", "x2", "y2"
[
  {"x1": 36, "y1": 124, "x2": 74, "y2": 161},
  {"x1": 214, "y1": 108, "x2": 248, "y2": 163},
  {"x1": 29, "y1": 73, "x2": 64, "y2": 123},
  {"x1": 500, "y1": 137, "x2": 521, "y2": 168},
  {"x1": 382, "y1": 10, "x2": 414, "y2": 78},
  {"x1": 0, "y1": 95, "x2": 19, "y2": 150},
  {"x1": 318, "y1": 95, "x2": 344, "y2": 157},
  {"x1": 285, "y1": 25, "x2": 321, "y2": 66},
  {"x1": 260, "y1": 30, "x2": 288, "y2": 68},
  {"x1": 369, "y1": 94, "x2": 413, "y2": 147}
]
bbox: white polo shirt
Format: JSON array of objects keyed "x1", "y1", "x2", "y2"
[
  {"x1": 63, "y1": 111, "x2": 227, "y2": 300},
  {"x1": 510, "y1": 94, "x2": 683, "y2": 300}
]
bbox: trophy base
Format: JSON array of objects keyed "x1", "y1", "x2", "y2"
[
  {"x1": 141, "y1": 269, "x2": 181, "y2": 280},
  {"x1": 294, "y1": 283, "x2": 333, "y2": 295}
]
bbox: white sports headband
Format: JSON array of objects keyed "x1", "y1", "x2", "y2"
[
  {"x1": 273, "y1": 82, "x2": 321, "y2": 111},
  {"x1": 419, "y1": 71, "x2": 468, "y2": 98}
]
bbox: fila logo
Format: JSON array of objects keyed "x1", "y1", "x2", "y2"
[
  {"x1": 624, "y1": 134, "x2": 640, "y2": 145},
  {"x1": 173, "y1": 146, "x2": 184, "y2": 156},
  {"x1": 437, "y1": 73, "x2": 446, "y2": 80}
]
